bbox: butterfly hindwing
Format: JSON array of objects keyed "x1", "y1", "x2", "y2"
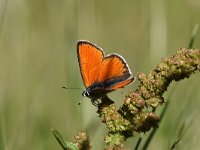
[{"x1": 96, "y1": 54, "x2": 134, "y2": 90}]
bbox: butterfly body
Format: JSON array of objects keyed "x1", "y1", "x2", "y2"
[{"x1": 77, "y1": 40, "x2": 134, "y2": 103}]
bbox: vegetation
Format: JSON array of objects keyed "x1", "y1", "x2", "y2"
[{"x1": 0, "y1": 1, "x2": 200, "y2": 150}]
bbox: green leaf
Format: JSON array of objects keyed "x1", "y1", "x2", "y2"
[{"x1": 51, "y1": 128, "x2": 79, "y2": 150}]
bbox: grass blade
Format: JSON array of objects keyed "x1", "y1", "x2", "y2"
[
  {"x1": 134, "y1": 137, "x2": 142, "y2": 150},
  {"x1": 51, "y1": 128, "x2": 79, "y2": 150},
  {"x1": 188, "y1": 24, "x2": 199, "y2": 48}
]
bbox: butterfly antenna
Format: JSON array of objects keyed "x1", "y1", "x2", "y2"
[
  {"x1": 62, "y1": 86, "x2": 83, "y2": 90},
  {"x1": 62, "y1": 86, "x2": 84, "y2": 105}
]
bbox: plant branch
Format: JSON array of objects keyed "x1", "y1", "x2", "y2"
[{"x1": 98, "y1": 48, "x2": 200, "y2": 149}]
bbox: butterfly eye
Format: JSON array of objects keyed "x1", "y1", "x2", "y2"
[{"x1": 82, "y1": 91, "x2": 89, "y2": 97}]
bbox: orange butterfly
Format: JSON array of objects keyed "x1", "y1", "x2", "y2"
[{"x1": 77, "y1": 40, "x2": 134, "y2": 105}]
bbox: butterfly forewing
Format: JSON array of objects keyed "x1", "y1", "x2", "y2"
[{"x1": 77, "y1": 41, "x2": 104, "y2": 88}]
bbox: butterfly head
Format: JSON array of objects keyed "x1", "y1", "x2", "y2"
[
  {"x1": 81, "y1": 86, "x2": 109, "y2": 100},
  {"x1": 82, "y1": 90, "x2": 89, "y2": 97}
]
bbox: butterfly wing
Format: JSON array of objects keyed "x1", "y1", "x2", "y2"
[
  {"x1": 97, "y1": 54, "x2": 134, "y2": 91},
  {"x1": 77, "y1": 40, "x2": 134, "y2": 96},
  {"x1": 77, "y1": 40, "x2": 104, "y2": 88}
]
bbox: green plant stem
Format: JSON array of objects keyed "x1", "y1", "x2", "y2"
[
  {"x1": 134, "y1": 137, "x2": 142, "y2": 150},
  {"x1": 188, "y1": 24, "x2": 199, "y2": 49},
  {"x1": 142, "y1": 101, "x2": 169, "y2": 150}
]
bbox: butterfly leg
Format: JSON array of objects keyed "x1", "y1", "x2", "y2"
[
  {"x1": 91, "y1": 96, "x2": 114, "y2": 107},
  {"x1": 91, "y1": 99, "x2": 100, "y2": 107},
  {"x1": 101, "y1": 95, "x2": 114, "y2": 104}
]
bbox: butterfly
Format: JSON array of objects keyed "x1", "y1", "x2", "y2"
[{"x1": 77, "y1": 40, "x2": 134, "y2": 105}]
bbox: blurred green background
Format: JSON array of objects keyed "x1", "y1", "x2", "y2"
[{"x1": 0, "y1": 0, "x2": 200, "y2": 149}]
